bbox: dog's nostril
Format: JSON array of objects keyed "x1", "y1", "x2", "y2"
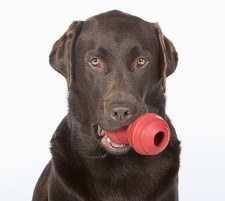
[{"x1": 109, "y1": 105, "x2": 134, "y2": 122}]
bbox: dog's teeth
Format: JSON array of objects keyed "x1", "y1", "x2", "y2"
[
  {"x1": 106, "y1": 137, "x2": 111, "y2": 143},
  {"x1": 106, "y1": 136, "x2": 126, "y2": 148},
  {"x1": 112, "y1": 142, "x2": 125, "y2": 148}
]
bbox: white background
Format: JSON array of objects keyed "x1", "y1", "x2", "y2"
[{"x1": 0, "y1": 0, "x2": 225, "y2": 200}]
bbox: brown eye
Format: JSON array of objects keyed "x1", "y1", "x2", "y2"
[
  {"x1": 137, "y1": 58, "x2": 147, "y2": 67},
  {"x1": 90, "y1": 58, "x2": 101, "y2": 67}
]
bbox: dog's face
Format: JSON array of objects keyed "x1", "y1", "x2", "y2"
[{"x1": 49, "y1": 10, "x2": 178, "y2": 155}]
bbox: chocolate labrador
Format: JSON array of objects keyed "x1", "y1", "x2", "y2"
[{"x1": 32, "y1": 10, "x2": 180, "y2": 201}]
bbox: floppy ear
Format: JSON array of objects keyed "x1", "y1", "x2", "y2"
[
  {"x1": 49, "y1": 21, "x2": 82, "y2": 88},
  {"x1": 153, "y1": 23, "x2": 178, "y2": 92}
]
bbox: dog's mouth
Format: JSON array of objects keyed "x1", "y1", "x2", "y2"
[{"x1": 96, "y1": 125, "x2": 131, "y2": 155}]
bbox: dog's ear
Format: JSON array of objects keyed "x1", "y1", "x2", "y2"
[
  {"x1": 49, "y1": 21, "x2": 82, "y2": 88},
  {"x1": 153, "y1": 23, "x2": 178, "y2": 92}
]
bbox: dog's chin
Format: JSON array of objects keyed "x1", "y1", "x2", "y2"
[{"x1": 94, "y1": 124, "x2": 131, "y2": 155}]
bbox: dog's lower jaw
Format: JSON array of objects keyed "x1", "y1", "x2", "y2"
[
  {"x1": 96, "y1": 124, "x2": 131, "y2": 155},
  {"x1": 100, "y1": 134, "x2": 131, "y2": 155}
]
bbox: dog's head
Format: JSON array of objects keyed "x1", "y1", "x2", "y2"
[{"x1": 49, "y1": 10, "x2": 178, "y2": 155}]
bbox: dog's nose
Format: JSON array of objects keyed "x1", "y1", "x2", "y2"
[{"x1": 109, "y1": 105, "x2": 134, "y2": 122}]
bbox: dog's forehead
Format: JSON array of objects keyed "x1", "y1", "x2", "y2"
[
  {"x1": 79, "y1": 10, "x2": 157, "y2": 51},
  {"x1": 86, "y1": 10, "x2": 144, "y2": 32}
]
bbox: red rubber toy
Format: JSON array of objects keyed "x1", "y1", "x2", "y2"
[{"x1": 106, "y1": 113, "x2": 170, "y2": 155}]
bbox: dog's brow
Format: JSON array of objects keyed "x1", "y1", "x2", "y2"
[
  {"x1": 129, "y1": 47, "x2": 152, "y2": 59},
  {"x1": 86, "y1": 49, "x2": 99, "y2": 56},
  {"x1": 139, "y1": 50, "x2": 152, "y2": 59},
  {"x1": 86, "y1": 48, "x2": 108, "y2": 58}
]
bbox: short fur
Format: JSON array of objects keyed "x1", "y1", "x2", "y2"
[{"x1": 32, "y1": 10, "x2": 180, "y2": 201}]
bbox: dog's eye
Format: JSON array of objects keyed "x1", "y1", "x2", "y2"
[
  {"x1": 89, "y1": 58, "x2": 102, "y2": 68},
  {"x1": 137, "y1": 58, "x2": 147, "y2": 67}
]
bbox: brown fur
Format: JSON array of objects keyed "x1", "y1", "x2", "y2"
[{"x1": 32, "y1": 10, "x2": 180, "y2": 201}]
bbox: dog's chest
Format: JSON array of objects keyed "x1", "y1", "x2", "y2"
[{"x1": 93, "y1": 175, "x2": 155, "y2": 201}]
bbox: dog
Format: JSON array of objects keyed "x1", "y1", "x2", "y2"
[{"x1": 32, "y1": 10, "x2": 180, "y2": 201}]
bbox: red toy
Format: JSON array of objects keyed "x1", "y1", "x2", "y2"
[{"x1": 106, "y1": 113, "x2": 170, "y2": 155}]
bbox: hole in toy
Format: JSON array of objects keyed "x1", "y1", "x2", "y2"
[{"x1": 154, "y1": 132, "x2": 164, "y2": 146}]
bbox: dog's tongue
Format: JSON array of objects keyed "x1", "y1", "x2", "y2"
[{"x1": 106, "y1": 127, "x2": 128, "y2": 144}]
